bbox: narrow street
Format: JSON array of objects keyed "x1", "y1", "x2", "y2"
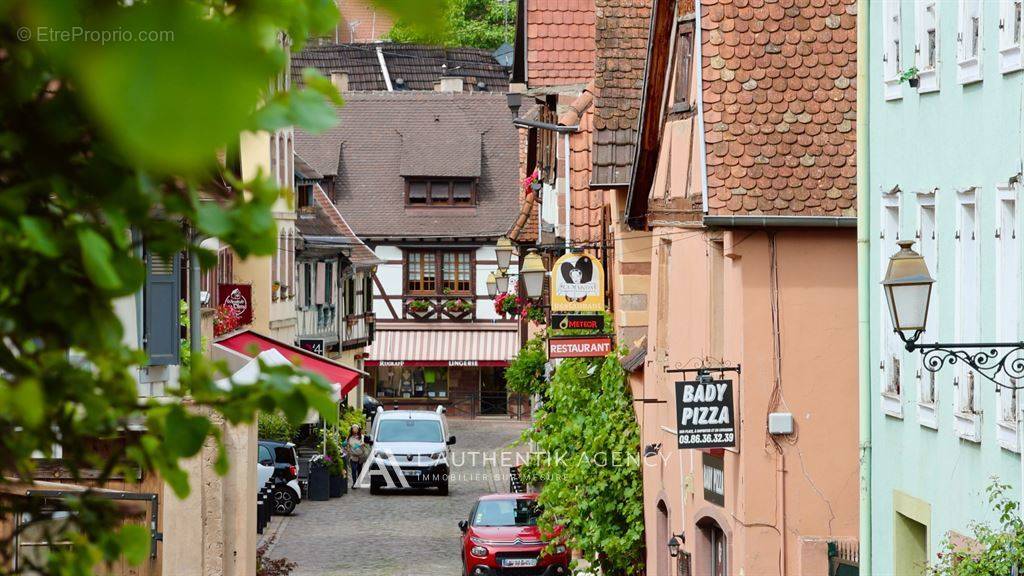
[{"x1": 263, "y1": 419, "x2": 530, "y2": 576}]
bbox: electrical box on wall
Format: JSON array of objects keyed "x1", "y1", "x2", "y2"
[{"x1": 768, "y1": 412, "x2": 794, "y2": 435}]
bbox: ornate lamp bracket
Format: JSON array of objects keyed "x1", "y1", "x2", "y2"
[{"x1": 898, "y1": 331, "x2": 1024, "y2": 390}]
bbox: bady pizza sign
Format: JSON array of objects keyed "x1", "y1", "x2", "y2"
[
  {"x1": 550, "y1": 253, "x2": 605, "y2": 312},
  {"x1": 675, "y1": 375, "x2": 736, "y2": 449}
]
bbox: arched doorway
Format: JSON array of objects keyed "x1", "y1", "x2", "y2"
[
  {"x1": 696, "y1": 516, "x2": 729, "y2": 576},
  {"x1": 656, "y1": 500, "x2": 670, "y2": 576}
]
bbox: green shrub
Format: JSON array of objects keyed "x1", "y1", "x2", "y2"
[
  {"x1": 505, "y1": 336, "x2": 547, "y2": 395},
  {"x1": 317, "y1": 427, "x2": 346, "y2": 477},
  {"x1": 339, "y1": 405, "x2": 367, "y2": 434},
  {"x1": 928, "y1": 479, "x2": 1024, "y2": 575},
  {"x1": 258, "y1": 412, "x2": 298, "y2": 443}
]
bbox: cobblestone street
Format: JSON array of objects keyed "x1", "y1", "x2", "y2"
[{"x1": 263, "y1": 418, "x2": 530, "y2": 576}]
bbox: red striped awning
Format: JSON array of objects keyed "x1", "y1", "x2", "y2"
[
  {"x1": 217, "y1": 330, "x2": 362, "y2": 395},
  {"x1": 366, "y1": 325, "x2": 518, "y2": 366}
]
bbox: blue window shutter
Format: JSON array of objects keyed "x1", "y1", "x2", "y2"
[{"x1": 145, "y1": 250, "x2": 181, "y2": 366}]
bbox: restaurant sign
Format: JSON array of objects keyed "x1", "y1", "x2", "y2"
[
  {"x1": 218, "y1": 284, "x2": 253, "y2": 326},
  {"x1": 551, "y1": 313, "x2": 605, "y2": 332},
  {"x1": 675, "y1": 374, "x2": 736, "y2": 449},
  {"x1": 547, "y1": 336, "x2": 613, "y2": 359},
  {"x1": 550, "y1": 253, "x2": 605, "y2": 312},
  {"x1": 702, "y1": 452, "x2": 725, "y2": 507}
]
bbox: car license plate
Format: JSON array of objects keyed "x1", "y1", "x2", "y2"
[
  {"x1": 403, "y1": 469, "x2": 421, "y2": 477},
  {"x1": 502, "y1": 558, "x2": 538, "y2": 568}
]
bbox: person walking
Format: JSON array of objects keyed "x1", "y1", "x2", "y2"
[{"x1": 345, "y1": 424, "x2": 368, "y2": 488}]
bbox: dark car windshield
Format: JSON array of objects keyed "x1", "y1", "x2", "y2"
[
  {"x1": 376, "y1": 419, "x2": 443, "y2": 443},
  {"x1": 472, "y1": 499, "x2": 541, "y2": 527}
]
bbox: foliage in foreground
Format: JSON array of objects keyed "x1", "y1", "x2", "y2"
[
  {"x1": 928, "y1": 480, "x2": 1024, "y2": 575},
  {"x1": 388, "y1": 0, "x2": 515, "y2": 50},
  {"x1": 519, "y1": 353, "x2": 645, "y2": 576},
  {"x1": 505, "y1": 336, "x2": 547, "y2": 395},
  {"x1": 0, "y1": 1, "x2": 435, "y2": 573}
]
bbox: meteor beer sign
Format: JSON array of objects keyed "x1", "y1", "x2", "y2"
[{"x1": 675, "y1": 374, "x2": 736, "y2": 449}]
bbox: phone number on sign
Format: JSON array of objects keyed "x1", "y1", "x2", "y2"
[{"x1": 678, "y1": 432, "x2": 735, "y2": 445}]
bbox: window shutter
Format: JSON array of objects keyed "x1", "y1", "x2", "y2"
[
  {"x1": 315, "y1": 261, "x2": 326, "y2": 305},
  {"x1": 144, "y1": 250, "x2": 181, "y2": 366},
  {"x1": 364, "y1": 276, "x2": 373, "y2": 313}
]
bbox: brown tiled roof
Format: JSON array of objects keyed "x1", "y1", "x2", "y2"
[
  {"x1": 400, "y1": 131, "x2": 481, "y2": 178},
  {"x1": 527, "y1": 0, "x2": 597, "y2": 86},
  {"x1": 297, "y1": 184, "x2": 382, "y2": 267},
  {"x1": 702, "y1": 0, "x2": 857, "y2": 215},
  {"x1": 295, "y1": 92, "x2": 519, "y2": 240},
  {"x1": 592, "y1": 0, "x2": 652, "y2": 186},
  {"x1": 291, "y1": 43, "x2": 510, "y2": 92}
]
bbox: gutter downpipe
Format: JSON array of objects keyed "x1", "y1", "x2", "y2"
[
  {"x1": 695, "y1": 0, "x2": 708, "y2": 213},
  {"x1": 856, "y1": 0, "x2": 872, "y2": 570},
  {"x1": 189, "y1": 232, "x2": 203, "y2": 357},
  {"x1": 376, "y1": 46, "x2": 394, "y2": 91},
  {"x1": 564, "y1": 132, "x2": 571, "y2": 253}
]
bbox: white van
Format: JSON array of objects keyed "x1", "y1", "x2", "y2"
[{"x1": 364, "y1": 406, "x2": 455, "y2": 495}]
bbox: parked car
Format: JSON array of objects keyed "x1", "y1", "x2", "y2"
[
  {"x1": 364, "y1": 406, "x2": 454, "y2": 495},
  {"x1": 258, "y1": 439, "x2": 302, "y2": 515},
  {"x1": 458, "y1": 493, "x2": 569, "y2": 576},
  {"x1": 363, "y1": 394, "x2": 382, "y2": 422}
]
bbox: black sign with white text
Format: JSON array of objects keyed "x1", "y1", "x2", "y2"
[
  {"x1": 297, "y1": 338, "x2": 326, "y2": 356},
  {"x1": 551, "y1": 313, "x2": 605, "y2": 332},
  {"x1": 675, "y1": 376, "x2": 736, "y2": 449},
  {"x1": 702, "y1": 452, "x2": 725, "y2": 506}
]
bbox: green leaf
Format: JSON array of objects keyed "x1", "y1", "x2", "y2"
[
  {"x1": 77, "y1": 228, "x2": 122, "y2": 291},
  {"x1": 119, "y1": 524, "x2": 150, "y2": 565},
  {"x1": 19, "y1": 216, "x2": 60, "y2": 258},
  {"x1": 12, "y1": 378, "x2": 44, "y2": 427},
  {"x1": 164, "y1": 406, "x2": 210, "y2": 458}
]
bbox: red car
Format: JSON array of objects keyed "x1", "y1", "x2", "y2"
[{"x1": 458, "y1": 493, "x2": 570, "y2": 576}]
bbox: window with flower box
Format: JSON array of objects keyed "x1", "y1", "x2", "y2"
[{"x1": 405, "y1": 250, "x2": 473, "y2": 295}]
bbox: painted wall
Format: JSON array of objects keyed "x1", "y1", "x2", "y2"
[
  {"x1": 640, "y1": 228, "x2": 859, "y2": 575},
  {"x1": 868, "y1": 0, "x2": 1024, "y2": 571}
]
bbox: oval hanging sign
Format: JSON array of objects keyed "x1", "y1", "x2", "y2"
[{"x1": 550, "y1": 253, "x2": 605, "y2": 312}]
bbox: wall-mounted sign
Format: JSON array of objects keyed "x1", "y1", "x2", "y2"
[
  {"x1": 550, "y1": 253, "x2": 605, "y2": 312},
  {"x1": 702, "y1": 452, "x2": 725, "y2": 507},
  {"x1": 448, "y1": 360, "x2": 479, "y2": 367},
  {"x1": 365, "y1": 360, "x2": 509, "y2": 368},
  {"x1": 218, "y1": 284, "x2": 253, "y2": 326},
  {"x1": 548, "y1": 336, "x2": 613, "y2": 359},
  {"x1": 675, "y1": 375, "x2": 736, "y2": 449},
  {"x1": 551, "y1": 313, "x2": 605, "y2": 332},
  {"x1": 297, "y1": 338, "x2": 326, "y2": 356}
]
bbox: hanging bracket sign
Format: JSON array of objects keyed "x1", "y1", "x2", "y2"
[
  {"x1": 675, "y1": 373, "x2": 736, "y2": 449},
  {"x1": 550, "y1": 253, "x2": 605, "y2": 312}
]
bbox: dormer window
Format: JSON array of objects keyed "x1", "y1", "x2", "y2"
[{"x1": 405, "y1": 178, "x2": 477, "y2": 206}]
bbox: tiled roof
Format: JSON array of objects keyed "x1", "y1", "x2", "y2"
[
  {"x1": 526, "y1": 0, "x2": 597, "y2": 86},
  {"x1": 297, "y1": 184, "x2": 382, "y2": 267},
  {"x1": 702, "y1": 0, "x2": 857, "y2": 215},
  {"x1": 295, "y1": 92, "x2": 519, "y2": 240},
  {"x1": 592, "y1": 0, "x2": 652, "y2": 186},
  {"x1": 400, "y1": 130, "x2": 481, "y2": 178},
  {"x1": 291, "y1": 43, "x2": 510, "y2": 92}
]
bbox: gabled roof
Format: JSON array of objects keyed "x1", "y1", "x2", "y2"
[
  {"x1": 591, "y1": 0, "x2": 653, "y2": 186},
  {"x1": 295, "y1": 91, "x2": 519, "y2": 240},
  {"x1": 296, "y1": 182, "x2": 381, "y2": 267},
  {"x1": 291, "y1": 43, "x2": 510, "y2": 92},
  {"x1": 702, "y1": 0, "x2": 857, "y2": 215}
]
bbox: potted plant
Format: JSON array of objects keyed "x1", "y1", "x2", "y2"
[
  {"x1": 900, "y1": 66, "x2": 920, "y2": 87},
  {"x1": 272, "y1": 280, "x2": 281, "y2": 300},
  {"x1": 307, "y1": 454, "x2": 330, "y2": 501},
  {"x1": 320, "y1": 429, "x2": 347, "y2": 498},
  {"x1": 408, "y1": 298, "x2": 432, "y2": 312}
]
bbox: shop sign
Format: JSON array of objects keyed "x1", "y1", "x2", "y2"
[
  {"x1": 218, "y1": 284, "x2": 253, "y2": 326},
  {"x1": 550, "y1": 253, "x2": 605, "y2": 312},
  {"x1": 551, "y1": 313, "x2": 605, "y2": 332},
  {"x1": 675, "y1": 375, "x2": 736, "y2": 449},
  {"x1": 702, "y1": 452, "x2": 725, "y2": 507},
  {"x1": 297, "y1": 338, "x2": 326, "y2": 356},
  {"x1": 448, "y1": 360, "x2": 479, "y2": 367},
  {"x1": 366, "y1": 360, "x2": 509, "y2": 368},
  {"x1": 379, "y1": 360, "x2": 405, "y2": 367},
  {"x1": 547, "y1": 336, "x2": 613, "y2": 359}
]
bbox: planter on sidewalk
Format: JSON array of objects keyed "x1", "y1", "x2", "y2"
[
  {"x1": 329, "y1": 474, "x2": 344, "y2": 498},
  {"x1": 308, "y1": 455, "x2": 330, "y2": 501}
]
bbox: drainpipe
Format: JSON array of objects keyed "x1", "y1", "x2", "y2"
[
  {"x1": 563, "y1": 133, "x2": 571, "y2": 253},
  {"x1": 694, "y1": 0, "x2": 708, "y2": 213},
  {"x1": 856, "y1": 0, "x2": 872, "y2": 569},
  {"x1": 189, "y1": 232, "x2": 203, "y2": 357},
  {"x1": 376, "y1": 46, "x2": 394, "y2": 91}
]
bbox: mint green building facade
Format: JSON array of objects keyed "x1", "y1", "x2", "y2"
[{"x1": 867, "y1": 0, "x2": 1024, "y2": 572}]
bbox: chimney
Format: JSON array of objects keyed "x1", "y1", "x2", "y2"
[
  {"x1": 330, "y1": 70, "x2": 349, "y2": 92},
  {"x1": 435, "y1": 76, "x2": 463, "y2": 93}
]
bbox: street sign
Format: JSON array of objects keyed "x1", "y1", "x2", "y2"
[
  {"x1": 702, "y1": 452, "x2": 725, "y2": 506},
  {"x1": 675, "y1": 374, "x2": 736, "y2": 449},
  {"x1": 550, "y1": 253, "x2": 605, "y2": 312},
  {"x1": 297, "y1": 338, "x2": 326, "y2": 356},
  {"x1": 551, "y1": 313, "x2": 605, "y2": 332},
  {"x1": 547, "y1": 336, "x2": 613, "y2": 358}
]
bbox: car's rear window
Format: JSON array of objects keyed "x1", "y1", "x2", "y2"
[
  {"x1": 274, "y1": 446, "x2": 296, "y2": 465},
  {"x1": 375, "y1": 419, "x2": 443, "y2": 443},
  {"x1": 473, "y1": 499, "x2": 541, "y2": 527}
]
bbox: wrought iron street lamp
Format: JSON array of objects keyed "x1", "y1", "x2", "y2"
[
  {"x1": 883, "y1": 240, "x2": 1024, "y2": 389},
  {"x1": 486, "y1": 272, "x2": 498, "y2": 298},
  {"x1": 495, "y1": 236, "x2": 514, "y2": 274},
  {"x1": 520, "y1": 250, "x2": 546, "y2": 299},
  {"x1": 494, "y1": 270, "x2": 510, "y2": 294}
]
